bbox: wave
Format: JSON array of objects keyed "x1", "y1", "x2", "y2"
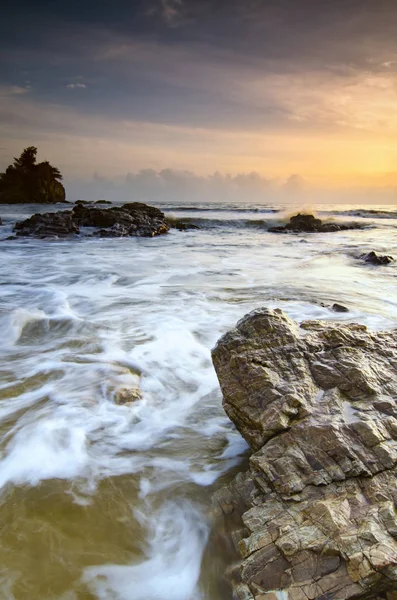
[
  {"x1": 164, "y1": 205, "x2": 279, "y2": 214},
  {"x1": 168, "y1": 217, "x2": 270, "y2": 230},
  {"x1": 164, "y1": 204, "x2": 397, "y2": 220},
  {"x1": 321, "y1": 208, "x2": 397, "y2": 219},
  {"x1": 168, "y1": 216, "x2": 375, "y2": 232}
]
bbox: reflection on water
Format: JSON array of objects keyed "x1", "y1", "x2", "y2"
[{"x1": 0, "y1": 201, "x2": 396, "y2": 598}]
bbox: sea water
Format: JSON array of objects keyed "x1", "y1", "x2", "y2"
[{"x1": 0, "y1": 201, "x2": 396, "y2": 599}]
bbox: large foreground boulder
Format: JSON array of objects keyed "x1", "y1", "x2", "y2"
[
  {"x1": 13, "y1": 202, "x2": 169, "y2": 238},
  {"x1": 212, "y1": 308, "x2": 397, "y2": 600},
  {"x1": 269, "y1": 214, "x2": 365, "y2": 233}
]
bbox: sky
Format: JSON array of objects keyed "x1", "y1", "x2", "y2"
[{"x1": 1, "y1": 0, "x2": 397, "y2": 202}]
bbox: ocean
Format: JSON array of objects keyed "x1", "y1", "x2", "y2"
[{"x1": 0, "y1": 200, "x2": 396, "y2": 599}]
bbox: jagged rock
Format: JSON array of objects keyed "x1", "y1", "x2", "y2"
[
  {"x1": 95, "y1": 200, "x2": 112, "y2": 205},
  {"x1": 14, "y1": 211, "x2": 80, "y2": 237},
  {"x1": 13, "y1": 202, "x2": 169, "y2": 238},
  {"x1": 212, "y1": 308, "x2": 397, "y2": 600},
  {"x1": 74, "y1": 203, "x2": 169, "y2": 237},
  {"x1": 268, "y1": 213, "x2": 365, "y2": 233},
  {"x1": 361, "y1": 251, "x2": 394, "y2": 266}
]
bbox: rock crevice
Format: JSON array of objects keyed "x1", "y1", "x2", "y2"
[{"x1": 212, "y1": 309, "x2": 397, "y2": 600}]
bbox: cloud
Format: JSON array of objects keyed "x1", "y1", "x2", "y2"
[
  {"x1": 0, "y1": 85, "x2": 30, "y2": 98},
  {"x1": 69, "y1": 167, "x2": 293, "y2": 203},
  {"x1": 1, "y1": 89, "x2": 397, "y2": 194},
  {"x1": 283, "y1": 174, "x2": 306, "y2": 193},
  {"x1": 160, "y1": 0, "x2": 185, "y2": 25},
  {"x1": 66, "y1": 167, "x2": 397, "y2": 206},
  {"x1": 145, "y1": 0, "x2": 186, "y2": 26},
  {"x1": 66, "y1": 83, "x2": 87, "y2": 89}
]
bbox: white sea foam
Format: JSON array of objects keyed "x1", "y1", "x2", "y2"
[
  {"x1": 0, "y1": 201, "x2": 396, "y2": 598},
  {"x1": 84, "y1": 500, "x2": 208, "y2": 600},
  {"x1": 3, "y1": 307, "x2": 47, "y2": 345}
]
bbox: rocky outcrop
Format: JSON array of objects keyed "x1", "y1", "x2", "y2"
[
  {"x1": 0, "y1": 146, "x2": 65, "y2": 204},
  {"x1": 269, "y1": 214, "x2": 365, "y2": 233},
  {"x1": 212, "y1": 308, "x2": 397, "y2": 600},
  {"x1": 14, "y1": 210, "x2": 79, "y2": 237},
  {"x1": 13, "y1": 202, "x2": 169, "y2": 238},
  {"x1": 361, "y1": 252, "x2": 395, "y2": 266}
]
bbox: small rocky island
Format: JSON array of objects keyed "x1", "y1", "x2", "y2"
[
  {"x1": 269, "y1": 213, "x2": 365, "y2": 233},
  {"x1": 212, "y1": 308, "x2": 397, "y2": 600},
  {"x1": 0, "y1": 147, "x2": 65, "y2": 204}
]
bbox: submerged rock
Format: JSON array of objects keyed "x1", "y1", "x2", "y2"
[
  {"x1": 13, "y1": 202, "x2": 169, "y2": 238},
  {"x1": 114, "y1": 387, "x2": 141, "y2": 405},
  {"x1": 361, "y1": 251, "x2": 395, "y2": 265},
  {"x1": 166, "y1": 218, "x2": 200, "y2": 231},
  {"x1": 212, "y1": 308, "x2": 397, "y2": 600},
  {"x1": 269, "y1": 213, "x2": 365, "y2": 233}
]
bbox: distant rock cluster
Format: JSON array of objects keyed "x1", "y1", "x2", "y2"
[
  {"x1": 360, "y1": 251, "x2": 395, "y2": 266},
  {"x1": 269, "y1": 213, "x2": 365, "y2": 233}
]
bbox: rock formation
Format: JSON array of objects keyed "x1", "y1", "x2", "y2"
[
  {"x1": 360, "y1": 252, "x2": 395, "y2": 266},
  {"x1": 13, "y1": 202, "x2": 169, "y2": 238},
  {"x1": 268, "y1": 214, "x2": 365, "y2": 233},
  {"x1": 331, "y1": 303, "x2": 349, "y2": 313},
  {"x1": 212, "y1": 308, "x2": 397, "y2": 600},
  {"x1": 165, "y1": 217, "x2": 201, "y2": 231},
  {"x1": 0, "y1": 147, "x2": 65, "y2": 204}
]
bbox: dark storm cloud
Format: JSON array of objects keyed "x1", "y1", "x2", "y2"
[
  {"x1": 3, "y1": 1, "x2": 397, "y2": 75},
  {"x1": 1, "y1": 0, "x2": 397, "y2": 175}
]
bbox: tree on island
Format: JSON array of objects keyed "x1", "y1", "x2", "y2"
[{"x1": 0, "y1": 146, "x2": 66, "y2": 204}]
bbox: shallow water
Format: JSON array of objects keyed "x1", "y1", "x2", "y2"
[{"x1": 0, "y1": 201, "x2": 396, "y2": 599}]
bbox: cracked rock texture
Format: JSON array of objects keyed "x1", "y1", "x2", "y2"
[{"x1": 212, "y1": 308, "x2": 397, "y2": 600}]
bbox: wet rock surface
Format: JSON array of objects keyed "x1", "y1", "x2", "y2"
[
  {"x1": 361, "y1": 251, "x2": 395, "y2": 266},
  {"x1": 13, "y1": 202, "x2": 169, "y2": 238},
  {"x1": 269, "y1": 214, "x2": 365, "y2": 233},
  {"x1": 167, "y1": 219, "x2": 201, "y2": 231},
  {"x1": 114, "y1": 387, "x2": 141, "y2": 405},
  {"x1": 212, "y1": 308, "x2": 397, "y2": 600},
  {"x1": 331, "y1": 303, "x2": 349, "y2": 313},
  {"x1": 14, "y1": 210, "x2": 80, "y2": 237}
]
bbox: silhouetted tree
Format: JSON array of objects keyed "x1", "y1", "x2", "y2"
[
  {"x1": 0, "y1": 147, "x2": 65, "y2": 204},
  {"x1": 13, "y1": 146, "x2": 38, "y2": 171}
]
